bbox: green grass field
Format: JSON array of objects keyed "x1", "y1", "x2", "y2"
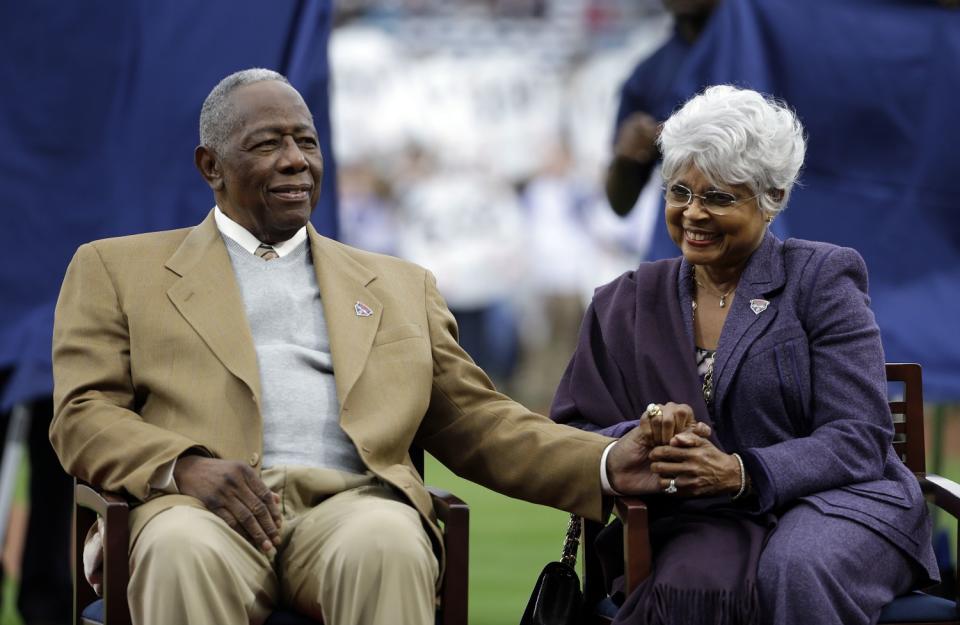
[{"x1": 425, "y1": 454, "x2": 569, "y2": 625}]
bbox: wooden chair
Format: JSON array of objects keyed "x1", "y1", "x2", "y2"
[
  {"x1": 72, "y1": 449, "x2": 469, "y2": 625},
  {"x1": 582, "y1": 363, "x2": 960, "y2": 624}
]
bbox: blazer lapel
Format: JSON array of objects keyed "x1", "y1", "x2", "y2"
[
  {"x1": 711, "y1": 232, "x2": 785, "y2": 411},
  {"x1": 307, "y1": 226, "x2": 382, "y2": 410},
  {"x1": 165, "y1": 212, "x2": 262, "y2": 400}
]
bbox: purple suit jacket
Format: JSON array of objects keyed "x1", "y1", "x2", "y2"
[{"x1": 552, "y1": 232, "x2": 938, "y2": 583}]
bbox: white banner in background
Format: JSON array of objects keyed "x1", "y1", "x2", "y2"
[{"x1": 331, "y1": 26, "x2": 564, "y2": 179}]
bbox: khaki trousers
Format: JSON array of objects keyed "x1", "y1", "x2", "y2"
[{"x1": 128, "y1": 467, "x2": 439, "y2": 625}]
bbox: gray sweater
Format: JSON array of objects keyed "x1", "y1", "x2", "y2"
[{"x1": 225, "y1": 237, "x2": 365, "y2": 474}]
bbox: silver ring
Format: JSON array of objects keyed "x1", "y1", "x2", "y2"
[
  {"x1": 646, "y1": 403, "x2": 663, "y2": 419},
  {"x1": 664, "y1": 478, "x2": 677, "y2": 494}
]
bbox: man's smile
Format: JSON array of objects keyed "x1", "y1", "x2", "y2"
[{"x1": 269, "y1": 184, "x2": 312, "y2": 201}]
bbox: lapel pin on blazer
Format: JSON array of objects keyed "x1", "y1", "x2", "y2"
[
  {"x1": 355, "y1": 301, "x2": 374, "y2": 317},
  {"x1": 749, "y1": 299, "x2": 770, "y2": 315}
]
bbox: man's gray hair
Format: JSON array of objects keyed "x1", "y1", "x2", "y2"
[
  {"x1": 658, "y1": 85, "x2": 806, "y2": 216},
  {"x1": 199, "y1": 68, "x2": 297, "y2": 152}
]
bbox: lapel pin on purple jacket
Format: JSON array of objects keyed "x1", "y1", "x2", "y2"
[
  {"x1": 749, "y1": 299, "x2": 769, "y2": 315},
  {"x1": 355, "y1": 301, "x2": 374, "y2": 317}
]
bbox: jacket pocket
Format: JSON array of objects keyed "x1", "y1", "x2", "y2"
[
  {"x1": 841, "y1": 478, "x2": 910, "y2": 507},
  {"x1": 373, "y1": 323, "x2": 423, "y2": 346},
  {"x1": 774, "y1": 341, "x2": 809, "y2": 435}
]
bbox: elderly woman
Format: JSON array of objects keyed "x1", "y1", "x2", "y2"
[{"x1": 551, "y1": 85, "x2": 938, "y2": 625}]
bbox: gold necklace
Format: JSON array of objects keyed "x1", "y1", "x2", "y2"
[{"x1": 693, "y1": 268, "x2": 737, "y2": 308}]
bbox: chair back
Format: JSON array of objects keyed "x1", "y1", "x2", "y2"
[{"x1": 886, "y1": 363, "x2": 926, "y2": 476}]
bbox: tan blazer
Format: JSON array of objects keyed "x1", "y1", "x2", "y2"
[{"x1": 51, "y1": 212, "x2": 610, "y2": 567}]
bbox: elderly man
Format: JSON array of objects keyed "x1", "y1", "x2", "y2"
[{"x1": 49, "y1": 69, "x2": 671, "y2": 625}]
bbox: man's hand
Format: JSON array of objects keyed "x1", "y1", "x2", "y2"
[
  {"x1": 613, "y1": 111, "x2": 660, "y2": 164},
  {"x1": 606, "y1": 111, "x2": 661, "y2": 215},
  {"x1": 648, "y1": 432, "x2": 742, "y2": 497},
  {"x1": 605, "y1": 425, "x2": 659, "y2": 495},
  {"x1": 174, "y1": 456, "x2": 283, "y2": 553}
]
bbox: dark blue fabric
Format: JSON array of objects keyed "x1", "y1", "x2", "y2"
[
  {"x1": 638, "y1": 0, "x2": 960, "y2": 399},
  {"x1": 614, "y1": 30, "x2": 691, "y2": 132},
  {"x1": 596, "y1": 597, "x2": 620, "y2": 619},
  {"x1": 594, "y1": 592, "x2": 959, "y2": 622},
  {"x1": 80, "y1": 600, "x2": 100, "y2": 622},
  {"x1": 878, "y1": 592, "x2": 959, "y2": 623},
  {"x1": 82, "y1": 600, "x2": 321, "y2": 624},
  {"x1": 0, "y1": 1, "x2": 337, "y2": 409}
]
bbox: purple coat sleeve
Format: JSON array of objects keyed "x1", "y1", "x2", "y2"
[{"x1": 550, "y1": 295, "x2": 643, "y2": 434}]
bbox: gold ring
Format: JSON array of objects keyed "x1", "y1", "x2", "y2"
[{"x1": 646, "y1": 403, "x2": 663, "y2": 418}]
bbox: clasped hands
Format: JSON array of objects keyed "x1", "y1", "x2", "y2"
[{"x1": 606, "y1": 402, "x2": 743, "y2": 498}]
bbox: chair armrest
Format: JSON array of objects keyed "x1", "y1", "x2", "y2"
[
  {"x1": 75, "y1": 482, "x2": 129, "y2": 517},
  {"x1": 582, "y1": 497, "x2": 654, "y2": 606},
  {"x1": 427, "y1": 487, "x2": 468, "y2": 625},
  {"x1": 427, "y1": 487, "x2": 467, "y2": 523},
  {"x1": 614, "y1": 497, "x2": 651, "y2": 595},
  {"x1": 921, "y1": 474, "x2": 960, "y2": 518},
  {"x1": 920, "y1": 474, "x2": 960, "y2": 606},
  {"x1": 74, "y1": 480, "x2": 132, "y2": 625}
]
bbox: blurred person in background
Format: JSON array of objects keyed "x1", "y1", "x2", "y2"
[
  {"x1": 0, "y1": 397, "x2": 71, "y2": 625},
  {"x1": 513, "y1": 141, "x2": 594, "y2": 411},
  {"x1": 553, "y1": 85, "x2": 937, "y2": 624},
  {"x1": 396, "y1": 155, "x2": 526, "y2": 389},
  {"x1": 337, "y1": 160, "x2": 400, "y2": 257},
  {"x1": 605, "y1": 0, "x2": 719, "y2": 216}
]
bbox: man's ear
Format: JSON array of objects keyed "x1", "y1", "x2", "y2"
[{"x1": 195, "y1": 145, "x2": 224, "y2": 191}]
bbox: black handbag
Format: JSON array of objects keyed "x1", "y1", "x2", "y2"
[{"x1": 520, "y1": 514, "x2": 584, "y2": 625}]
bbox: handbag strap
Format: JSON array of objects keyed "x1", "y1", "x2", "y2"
[{"x1": 560, "y1": 514, "x2": 581, "y2": 568}]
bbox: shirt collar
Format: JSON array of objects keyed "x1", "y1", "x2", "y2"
[{"x1": 214, "y1": 206, "x2": 307, "y2": 258}]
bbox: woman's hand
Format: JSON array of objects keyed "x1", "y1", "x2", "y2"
[
  {"x1": 649, "y1": 431, "x2": 744, "y2": 497},
  {"x1": 638, "y1": 402, "x2": 705, "y2": 446}
]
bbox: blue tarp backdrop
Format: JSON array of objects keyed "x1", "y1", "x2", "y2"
[
  {"x1": 1, "y1": 0, "x2": 958, "y2": 407},
  {"x1": 641, "y1": 0, "x2": 960, "y2": 399},
  {"x1": 0, "y1": 0, "x2": 337, "y2": 409}
]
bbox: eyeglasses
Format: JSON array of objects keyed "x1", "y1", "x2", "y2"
[{"x1": 664, "y1": 183, "x2": 759, "y2": 215}]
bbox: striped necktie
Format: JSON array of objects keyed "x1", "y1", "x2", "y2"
[{"x1": 255, "y1": 244, "x2": 278, "y2": 261}]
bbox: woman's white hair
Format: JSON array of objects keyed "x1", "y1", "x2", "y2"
[{"x1": 657, "y1": 85, "x2": 806, "y2": 216}]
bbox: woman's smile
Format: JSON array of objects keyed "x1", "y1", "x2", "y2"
[{"x1": 684, "y1": 228, "x2": 721, "y2": 246}]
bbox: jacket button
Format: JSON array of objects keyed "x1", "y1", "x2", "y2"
[{"x1": 248, "y1": 453, "x2": 260, "y2": 466}]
